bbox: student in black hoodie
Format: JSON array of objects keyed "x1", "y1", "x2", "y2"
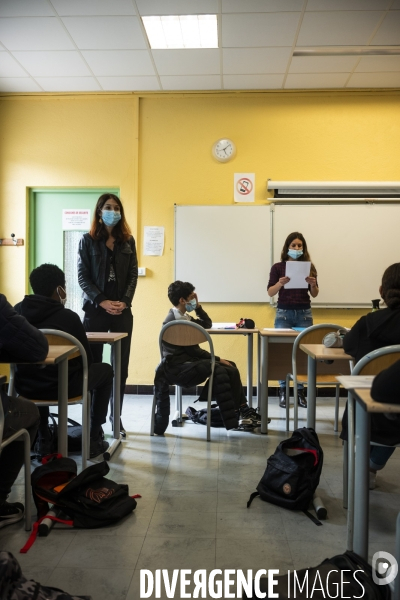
[
  {"x1": 342, "y1": 262, "x2": 400, "y2": 488},
  {"x1": 15, "y1": 264, "x2": 113, "y2": 459}
]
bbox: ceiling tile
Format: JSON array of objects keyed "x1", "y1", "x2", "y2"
[
  {"x1": 0, "y1": 17, "x2": 75, "y2": 50},
  {"x1": 152, "y1": 49, "x2": 220, "y2": 75},
  {"x1": 391, "y1": 0, "x2": 400, "y2": 8},
  {"x1": 62, "y1": 16, "x2": 147, "y2": 50},
  {"x1": 13, "y1": 51, "x2": 91, "y2": 76},
  {"x1": 222, "y1": 0, "x2": 304, "y2": 12},
  {"x1": 160, "y1": 75, "x2": 221, "y2": 90},
  {"x1": 0, "y1": 52, "x2": 28, "y2": 76},
  {"x1": 355, "y1": 55, "x2": 400, "y2": 72},
  {"x1": 135, "y1": 1, "x2": 218, "y2": 16},
  {"x1": 289, "y1": 55, "x2": 358, "y2": 73},
  {"x1": 0, "y1": 0, "x2": 54, "y2": 17},
  {"x1": 223, "y1": 73, "x2": 284, "y2": 89},
  {"x1": 285, "y1": 73, "x2": 349, "y2": 87},
  {"x1": 222, "y1": 12, "x2": 301, "y2": 47},
  {"x1": 347, "y1": 72, "x2": 400, "y2": 87},
  {"x1": 51, "y1": 0, "x2": 136, "y2": 16},
  {"x1": 0, "y1": 77, "x2": 42, "y2": 91},
  {"x1": 98, "y1": 76, "x2": 160, "y2": 90},
  {"x1": 297, "y1": 11, "x2": 384, "y2": 46},
  {"x1": 371, "y1": 11, "x2": 400, "y2": 45},
  {"x1": 82, "y1": 50, "x2": 155, "y2": 76},
  {"x1": 34, "y1": 76, "x2": 101, "y2": 91},
  {"x1": 223, "y1": 48, "x2": 292, "y2": 74},
  {"x1": 306, "y1": 0, "x2": 391, "y2": 10}
]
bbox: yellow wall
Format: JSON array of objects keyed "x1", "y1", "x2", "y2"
[{"x1": 1, "y1": 90, "x2": 400, "y2": 384}]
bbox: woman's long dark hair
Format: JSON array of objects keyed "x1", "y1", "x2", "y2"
[
  {"x1": 89, "y1": 193, "x2": 131, "y2": 243},
  {"x1": 280, "y1": 231, "x2": 317, "y2": 278},
  {"x1": 381, "y1": 263, "x2": 400, "y2": 309}
]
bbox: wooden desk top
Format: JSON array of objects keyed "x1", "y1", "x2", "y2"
[
  {"x1": 0, "y1": 346, "x2": 78, "y2": 366},
  {"x1": 207, "y1": 328, "x2": 258, "y2": 335},
  {"x1": 259, "y1": 329, "x2": 298, "y2": 338},
  {"x1": 86, "y1": 332, "x2": 128, "y2": 343},
  {"x1": 354, "y1": 388, "x2": 400, "y2": 414},
  {"x1": 336, "y1": 375, "x2": 374, "y2": 390},
  {"x1": 300, "y1": 343, "x2": 353, "y2": 361}
]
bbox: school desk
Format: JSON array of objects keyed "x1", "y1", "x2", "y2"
[
  {"x1": 86, "y1": 332, "x2": 128, "y2": 458},
  {"x1": 6, "y1": 345, "x2": 79, "y2": 458},
  {"x1": 299, "y1": 344, "x2": 353, "y2": 429},
  {"x1": 207, "y1": 328, "x2": 258, "y2": 408}
]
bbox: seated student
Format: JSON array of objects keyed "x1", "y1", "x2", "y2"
[
  {"x1": 14, "y1": 264, "x2": 112, "y2": 459},
  {"x1": 342, "y1": 262, "x2": 400, "y2": 488},
  {"x1": 153, "y1": 280, "x2": 261, "y2": 435},
  {"x1": 0, "y1": 293, "x2": 46, "y2": 527}
]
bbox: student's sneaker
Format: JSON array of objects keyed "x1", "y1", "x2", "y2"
[
  {"x1": 369, "y1": 470, "x2": 377, "y2": 490},
  {"x1": 0, "y1": 501, "x2": 24, "y2": 529},
  {"x1": 90, "y1": 434, "x2": 110, "y2": 459},
  {"x1": 239, "y1": 405, "x2": 262, "y2": 426}
]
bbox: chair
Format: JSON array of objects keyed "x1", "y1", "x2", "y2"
[
  {"x1": 8, "y1": 329, "x2": 91, "y2": 470},
  {"x1": 150, "y1": 320, "x2": 216, "y2": 442},
  {"x1": 343, "y1": 344, "x2": 400, "y2": 551},
  {"x1": 285, "y1": 323, "x2": 352, "y2": 432},
  {"x1": 0, "y1": 391, "x2": 32, "y2": 531}
]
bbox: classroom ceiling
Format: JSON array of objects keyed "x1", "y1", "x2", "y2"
[{"x1": 0, "y1": 0, "x2": 400, "y2": 93}]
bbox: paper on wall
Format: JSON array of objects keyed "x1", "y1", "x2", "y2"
[
  {"x1": 284, "y1": 261, "x2": 311, "y2": 289},
  {"x1": 144, "y1": 226, "x2": 164, "y2": 256},
  {"x1": 234, "y1": 173, "x2": 255, "y2": 203},
  {"x1": 62, "y1": 209, "x2": 90, "y2": 231}
]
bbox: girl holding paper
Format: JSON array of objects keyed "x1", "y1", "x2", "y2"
[{"x1": 267, "y1": 232, "x2": 319, "y2": 409}]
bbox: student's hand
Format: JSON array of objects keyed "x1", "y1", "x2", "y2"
[
  {"x1": 279, "y1": 276, "x2": 290, "y2": 286},
  {"x1": 306, "y1": 276, "x2": 317, "y2": 288},
  {"x1": 219, "y1": 358, "x2": 232, "y2": 366},
  {"x1": 193, "y1": 293, "x2": 199, "y2": 308},
  {"x1": 99, "y1": 300, "x2": 124, "y2": 315},
  {"x1": 113, "y1": 301, "x2": 127, "y2": 312}
]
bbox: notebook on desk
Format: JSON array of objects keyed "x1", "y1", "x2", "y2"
[
  {"x1": 292, "y1": 327, "x2": 307, "y2": 332},
  {"x1": 211, "y1": 323, "x2": 236, "y2": 329}
]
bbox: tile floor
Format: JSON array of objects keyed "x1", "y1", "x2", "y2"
[{"x1": 1, "y1": 394, "x2": 399, "y2": 599}]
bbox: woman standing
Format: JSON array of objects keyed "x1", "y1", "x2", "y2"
[
  {"x1": 267, "y1": 232, "x2": 319, "y2": 409},
  {"x1": 78, "y1": 193, "x2": 138, "y2": 434}
]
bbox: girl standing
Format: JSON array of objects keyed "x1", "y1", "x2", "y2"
[
  {"x1": 267, "y1": 232, "x2": 319, "y2": 409},
  {"x1": 78, "y1": 193, "x2": 138, "y2": 435}
]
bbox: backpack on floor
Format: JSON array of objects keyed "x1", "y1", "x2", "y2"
[
  {"x1": 243, "y1": 550, "x2": 391, "y2": 600},
  {"x1": 0, "y1": 551, "x2": 92, "y2": 599},
  {"x1": 21, "y1": 455, "x2": 139, "y2": 553},
  {"x1": 33, "y1": 413, "x2": 83, "y2": 456},
  {"x1": 247, "y1": 427, "x2": 323, "y2": 519},
  {"x1": 185, "y1": 404, "x2": 225, "y2": 428}
]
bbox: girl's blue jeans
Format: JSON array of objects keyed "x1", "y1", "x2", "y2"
[{"x1": 274, "y1": 308, "x2": 313, "y2": 389}]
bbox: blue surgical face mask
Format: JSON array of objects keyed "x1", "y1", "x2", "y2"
[
  {"x1": 185, "y1": 298, "x2": 197, "y2": 312},
  {"x1": 102, "y1": 210, "x2": 121, "y2": 227},
  {"x1": 288, "y1": 249, "x2": 303, "y2": 260}
]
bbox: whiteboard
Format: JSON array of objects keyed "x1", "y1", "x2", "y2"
[
  {"x1": 175, "y1": 206, "x2": 270, "y2": 302},
  {"x1": 273, "y1": 204, "x2": 400, "y2": 307}
]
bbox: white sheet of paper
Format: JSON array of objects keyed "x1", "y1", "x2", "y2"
[
  {"x1": 284, "y1": 261, "x2": 311, "y2": 289},
  {"x1": 211, "y1": 323, "x2": 236, "y2": 329},
  {"x1": 144, "y1": 226, "x2": 164, "y2": 256},
  {"x1": 336, "y1": 375, "x2": 375, "y2": 389},
  {"x1": 263, "y1": 328, "x2": 294, "y2": 332}
]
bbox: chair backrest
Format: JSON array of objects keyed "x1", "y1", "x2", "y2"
[
  {"x1": 292, "y1": 323, "x2": 345, "y2": 372},
  {"x1": 40, "y1": 329, "x2": 87, "y2": 369},
  {"x1": 352, "y1": 344, "x2": 400, "y2": 376},
  {"x1": 159, "y1": 320, "x2": 215, "y2": 361}
]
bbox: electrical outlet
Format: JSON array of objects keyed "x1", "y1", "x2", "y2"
[{"x1": 138, "y1": 267, "x2": 146, "y2": 276}]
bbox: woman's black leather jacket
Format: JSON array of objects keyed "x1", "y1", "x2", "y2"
[{"x1": 78, "y1": 233, "x2": 138, "y2": 307}]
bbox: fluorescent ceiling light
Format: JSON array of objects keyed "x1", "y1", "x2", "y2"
[
  {"x1": 142, "y1": 15, "x2": 218, "y2": 49},
  {"x1": 294, "y1": 46, "x2": 400, "y2": 56}
]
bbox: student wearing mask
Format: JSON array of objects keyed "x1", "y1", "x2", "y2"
[{"x1": 78, "y1": 193, "x2": 138, "y2": 436}]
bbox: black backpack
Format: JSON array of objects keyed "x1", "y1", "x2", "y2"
[
  {"x1": 185, "y1": 404, "x2": 225, "y2": 427},
  {"x1": 33, "y1": 413, "x2": 82, "y2": 456},
  {"x1": 243, "y1": 551, "x2": 391, "y2": 600},
  {"x1": 247, "y1": 427, "x2": 323, "y2": 515},
  {"x1": 21, "y1": 455, "x2": 138, "y2": 552}
]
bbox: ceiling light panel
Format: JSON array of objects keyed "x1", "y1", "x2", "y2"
[{"x1": 142, "y1": 15, "x2": 218, "y2": 49}]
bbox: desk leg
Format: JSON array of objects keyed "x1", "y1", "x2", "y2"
[
  {"x1": 257, "y1": 334, "x2": 261, "y2": 409},
  {"x1": 346, "y1": 392, "x2": 355, "y2": 550},
  {"x1": 247, "y1": 334, "x2": 253, "y2": 408},
  {"x1": 306, "y1": 356, "x2": 317, "y2": 430},
  {"x1": 353, "y1": 402, "x2": 370, "y2": 560},
  {"x1": 107, "y1": 341, "x2": 122, "y2": 458},
  {"x1": 260, "y1": 336, "x2": 269, "y2": 434},
  {"x1": 57, "y1": 358, "x2": 68, "y2": 457}
]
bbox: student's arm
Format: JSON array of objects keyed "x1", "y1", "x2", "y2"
[
  {"x1": 189, "y1": 303, "x2": 212, "y2": 329},
  {"x1": 267, "y1": 264, "x2": 289, "y2": 297},
  {"x1": 0, "y1": 294, "x2": 48, "y2": 362},
  {"x1": 306, "y1": 276, "x2": 319, "y2": 298},
  {"x1": 371, "y1": 360, "x2": 400, "y2": 404}
]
